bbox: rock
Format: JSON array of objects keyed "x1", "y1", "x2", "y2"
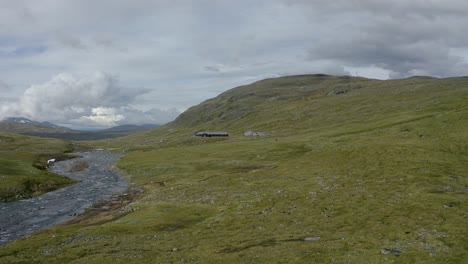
[
  {"x1": 244, "y1": 131, "x2": 256, "y2": 136},
  {"x1": 304, "y1": 237, "x2": 320, "y2": 241},
  {"x1": 380, "y1": 248, "x2": 401, "y2": 256},
  {"x1": 160, "y1": 138, "x2": 169, "y2": 143}
]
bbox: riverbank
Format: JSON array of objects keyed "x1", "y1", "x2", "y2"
[{"x1": 0, "y1": 151, "x2": 128, "y2": 246}]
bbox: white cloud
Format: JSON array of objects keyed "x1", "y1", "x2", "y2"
[
  {"x1": 0, "y1": 72, "x2": 179, "y2": 128},
  {"x1": 78, "y1": 107, "x2": 124, "y2": 128}
]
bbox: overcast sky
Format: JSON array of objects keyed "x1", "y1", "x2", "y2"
[{"x1": 1, "y1": 0, "x2": 467, "y2": 129}]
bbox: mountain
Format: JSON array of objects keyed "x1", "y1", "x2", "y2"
[
  {"x1": 0, "y1": 117, "x2": 73, "y2": 134},
  {"x1": 3, "y1": 117, "x2": 33, "y2": 124},
  {"x1": 0, "y1": 117, "x2": 160, "y2": 140},
  {"x1": 170, "y1": 74, "x2": 369, "y2": 130},
  {"x1": 126, "y1": 74, "x2": 468, "y2": 144},
  {"x1": 2, "y1": 117, "x2": 71, "y2": 130}
]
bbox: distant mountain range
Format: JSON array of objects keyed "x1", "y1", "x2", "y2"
[
  {"x1": 98, "y1": 124, "x2": 159, "y2": 133},
  {"x1": 2, "y1": 117, "x2": 72, "y2": 130},
  {"x1": 0, "y1": 117, "x2": 73, "y2": 134},
  {"x1": 0, "y1": 117, "x2": 159, "y2": 140}
]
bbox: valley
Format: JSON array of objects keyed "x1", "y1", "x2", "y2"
[
  {"x1": 0, "y1": 75, "x2": 467, "y2": 263},
  {"x1": 0, "y1": 118, "x2": 159, "y2": 141}
]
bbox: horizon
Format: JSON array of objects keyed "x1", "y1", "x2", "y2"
[
  {"x1": 1, "y1": 1, "x2": 467, "y2": 130},
  {"x1": 1, "y1": 116, "x2": 161, "y2": 131},
  {"x1": 1, "y1": 72, "x2": 467, "y2": 130}
]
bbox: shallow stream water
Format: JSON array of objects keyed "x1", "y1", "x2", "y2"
[{"x1": 0, "y1": 151, "x2": 128, "y2": 246}]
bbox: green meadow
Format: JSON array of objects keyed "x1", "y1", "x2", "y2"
[
  {"x1": 0, "y1": 75, "x2": 467, "y2": 263},
  {"x1": 0, "y1": 133, "x2": 75, "y2": 201}
]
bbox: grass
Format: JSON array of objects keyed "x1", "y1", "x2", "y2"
[
  {"x1": 0, "y1": 133, "x2": 76, "y2": 201},
  {"x1": 0, "y1": 75, "x2": 467, "y2": 263}
]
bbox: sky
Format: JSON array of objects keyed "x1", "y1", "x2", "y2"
[{"x1": 0, "y1": 0, "x2": 467, "y2": 129}]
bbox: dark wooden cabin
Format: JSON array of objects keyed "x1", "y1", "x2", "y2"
[{"x1": 194, "y1": 131, "x2": 229, "y2": 137}]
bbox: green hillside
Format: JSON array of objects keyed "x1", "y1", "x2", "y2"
[
  {"x1": 1, "y1": 75, "x2": 467, "y2": 263},
  {"x1": 115, "y1": 74, "x2": 468, "y2": 147}
]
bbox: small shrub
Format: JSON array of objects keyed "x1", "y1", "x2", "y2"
[
  {"x1": 22, "y1": 179, "x2": 42, "y2": 193},
  {"x1": 32, "y1": 161, "x2": 47, "y2": 170},
  {"x1": 0, "y1": 187, "x2": 23, "y2": 202}
]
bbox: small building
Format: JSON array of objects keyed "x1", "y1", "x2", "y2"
[{"x1": 194, "y1": 131, "x2": 229, "y2": 137}]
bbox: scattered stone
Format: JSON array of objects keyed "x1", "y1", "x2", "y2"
[
  {"x1": 42, "y1": 249, "x2": 54, "y2": 256},
  {"x1": 437, "y1": 186, "x2": 454, "y2": 193},
  {"x1": 160, "y1": 138, "x2": 169, "y2": 143},
  {"x1": 422, "y1": 243, "x2": 433, "y2": 250},
  {"x1": 304, "y1": 237, "x2": 320, "y2": 241},
  {"x1": 380, "y1": 248, "x2": 401, "y2": 256},
  {"x1": 335, "y1": 90, "x2": 350, "y2": 95},
  {"x1": 172, "y1": 248, "x2": 178, "y2": 252},
  {"x1": 165, "y1": 225, "x2": 180, "y2": 231},
  {"x1": 101, "y1": 206, "x2": 111, "y2": 210},
  {"x1": 328, "y1": 89, "x2": 350, "y2": 96}
]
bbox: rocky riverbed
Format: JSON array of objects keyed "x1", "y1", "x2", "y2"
[{"x1": 0, "y1": 151, "x2": 128, "y2": 246}]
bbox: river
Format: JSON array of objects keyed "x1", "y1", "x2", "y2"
[{"x1": 0, "y1": 151, "x2": 128, "y2": 246}]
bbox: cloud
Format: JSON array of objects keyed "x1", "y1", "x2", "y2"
[
  {"x1": 0, "y1": 80, "x2": 18, "y2": 101},
  {"x1": 77, "y1": 107, "x2": 124, "y2": 128},
  {"x1": 68, "y1": 106, "x2": 180, "y2": 129},
  {"x1": 0, "y1": 72, "x2": 179, "y2": 128},
  {"x1": 291, "y1": 0, "x2": 468, "y2": 78},
  {"x1": 116, "y1": 107, "x2": 177, "y2": 124},
  {"x1": 1, "y1": 0, "x2": 468, "y2": 129},
  {"x1": 0, "y1": 80, "x2": 10, "y2": 92},
  {"x1": 55, "y1": 32, "x2": 88, "y2": 50}
]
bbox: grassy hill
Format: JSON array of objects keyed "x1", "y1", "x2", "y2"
[
  {"x1": 0, "y1": 133, "x2": 76, "y2": 201},
  {"x1": 1, "y1": 75, "x2": 467, "y2": 263},
  {"x1": 112, "y1": 74, "x2": 468, "y2": 147}
]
